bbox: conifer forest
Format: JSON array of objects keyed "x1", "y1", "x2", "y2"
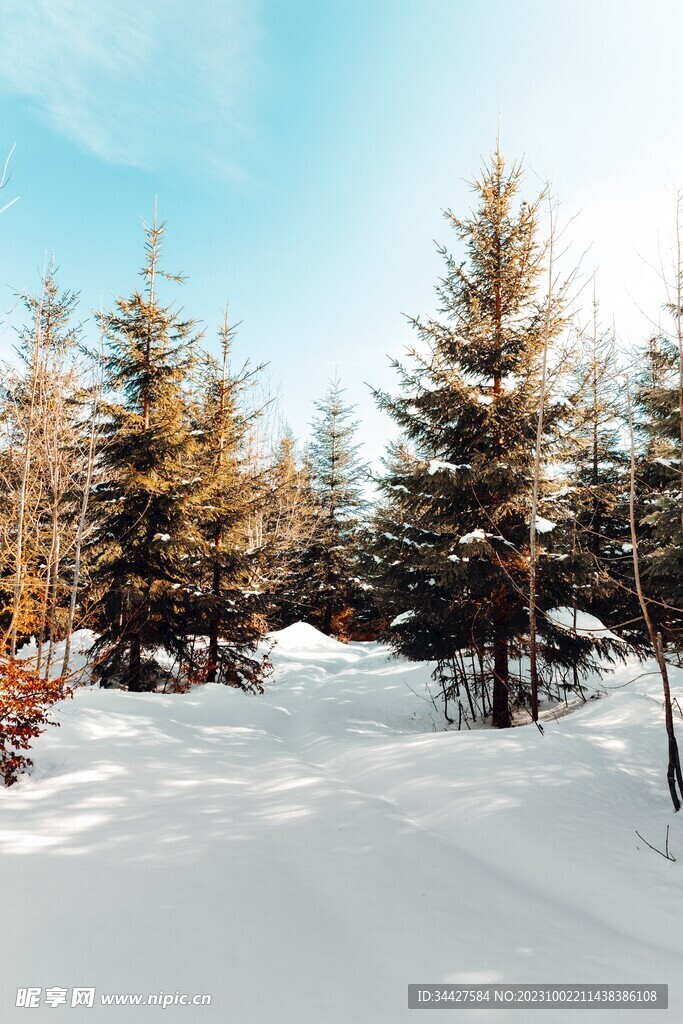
[{"x1": 3, "y1": 3, "x2": 683, "y2": 1022}]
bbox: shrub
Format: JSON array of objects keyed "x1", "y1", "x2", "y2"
[{"x1": 0, "y1": 660, "x2": 73, "y2": 786}]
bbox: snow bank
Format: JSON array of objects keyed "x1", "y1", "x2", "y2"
[
  {"x1": 268, "y1": 621, "x2": 351, "y2": 655},
  {"x1": 546, "y1": 606, "x2": 623, "y2": 642},
  {"x1": 1, "y1": 625, "x2": 682, "y2": 1022},
  {"x1": 15, "y1": 629, "x2": 97, "y2": 683}
]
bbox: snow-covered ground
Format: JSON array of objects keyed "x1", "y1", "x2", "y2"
[{"x1": 2, "y1": 623, "x2": 683, "y2": 1022}]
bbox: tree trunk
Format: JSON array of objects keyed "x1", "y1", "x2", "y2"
[
  {"x1": 655, "y1": 633, "x2": 683, "y2": 811},
  {"x1": 207, "y1": 559, "x2": 221, "y2": 683},
  {"x1": 62, "y1": 421, "x2": 96, "y2": 675},
  {"x1": 492, "y1": 632, "x2": 511, "y2": 728},
  {"x1": 674, "y1": 195, "x2": 683, "y2": 535},
  {"x1": 8, "y1": 307, "x2": 42, "y2": 656},
  {"x1": 44, "y1": 531, "x2": 60, "y2": 679},
  {"x1": 63, "y1": 342, "x2": 101, "y2": 677},
  {"x1": 626, "y1": 376, "x2": 682, "y2": 811},
  {"x1": 128, "y1": 632, "x2": 142, "y2": 692},
  {"x1": 322, "y1": 597, "x2": 333, "y2": 636},
  {"x1": 529, "y1": 191, "x2": 555, "y2": 722}
]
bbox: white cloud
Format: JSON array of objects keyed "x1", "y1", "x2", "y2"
[{"x1": 0, "y1": 0, "x2": 259, "y2": 176}]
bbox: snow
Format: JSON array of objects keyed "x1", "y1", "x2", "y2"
[
  {"x1": 2, "y1": 627, "x2": 683, "y2": 1022},
  {"x1": 390, "y1": 610, "x2": 415, "y2": 627},
  {"x1": 152, "y1": 532, "x2": 171, "y2": 542},
  {"x1": 459, "y1": 528, "x2": 488, "y2": 544},
  {"x1": 546, "y1": 606, "x2": 623, "y2": 642},
  {"x1": 269, "y1": 620, "x2": 349, "y2": 655},
  {"x1": 427, "y1": 459, "x2": 469, "y2": 474},
  {"x1": 15, "y1": 629, "x2": 97, "y2": 683},
  {"x1": 533, "y1": 516, "x2": 556, "y2": 534}
]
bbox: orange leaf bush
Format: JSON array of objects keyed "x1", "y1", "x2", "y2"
[{"x1": 0, "y1": 660, "x2": 73, "y2": 786}]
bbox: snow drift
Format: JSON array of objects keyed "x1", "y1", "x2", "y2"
[{"x1": 1, "y1": 625, "x2": 682, "y2": 1022}]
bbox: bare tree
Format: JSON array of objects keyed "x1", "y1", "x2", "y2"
[
  {"x1": 61, "y1": 344, "x2": 103, "y2": 677},
  {"x1": 672, "y1": 194, "x2": 683, "y2": 534},
  {"x1": 6, "y1": 282, "x2": 44, "y2": 656},
  {"x1": 529, "y1": 191, "x2": 574, "y2": 721},
  {"x1": 528, "y1": 196, "x2": 556, "y2": 721}
]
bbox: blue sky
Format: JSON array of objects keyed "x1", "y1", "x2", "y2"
[{"x1": 1, "y1": 0, "x2": 683, "y2": 463}]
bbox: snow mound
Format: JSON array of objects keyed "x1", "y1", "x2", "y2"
[
  {"x1": 269, "y1": 621, "x2": 350, "y2": 654},
  {"x1": 546, "y1": 606, "x2": 622, "y2": 641}
]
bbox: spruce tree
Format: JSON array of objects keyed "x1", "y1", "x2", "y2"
[
  {"x1": 261, "y1": 427, "x2": 320, "y2": 629},
  {"x1": 373, "y1": 149, "x2": 614, "y2": 728},
  {"x1": 90, "y1": 214, "x2": 205, "y2": 690},
  {"x1": 565, "y1": 300, "x2": 632, "y2": 629},
  {"x1": 630, "y1": 197, "x2": 683, "y2": 650},
  {"x1": 191, "y1": 310, "x2": 268, "y2": 688},
  {"x1": 632, "y1": 333, "x2": 683, "y2": 645},
  {"x1": 304, "y1": 378, "x2": 367, "y2": 635}
]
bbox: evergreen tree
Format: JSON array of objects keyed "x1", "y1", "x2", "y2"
[
  {"x1": 632, "y1": 333, "x2": 683, "y2": 645},
  {"x1": 373, "y1": 149, "x2": 616, "y2": 728},
  {"x1": 261, "y1": 426, "x2": 320, "y2": 629},
  {"x1": 304, "y1": 378, "x2": 367, "y2": 635},
  {"x1": 630, "y1": 196, "x2": 683, "y2": 650},
  {"x1": 565, "y1": 300, "x2": 632, "y2": 629},
  {"x1": 191, "y1": 310, "x2": 269, "y2": 688},
  {"x1": 90, "y1": 214, "x2": 205, "y2": 691}
]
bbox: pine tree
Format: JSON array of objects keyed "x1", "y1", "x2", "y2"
[
  {"x1": 261, "y1": 426, "x2": 320, "y2": 629},
  {"x1": 629, "y1": 195, "x2": 683, "y2": 649},
  {"x1": 565, "y1": 298, "x2": 632, "y2": 629},
  {"x1": 632, "y1": 333, "x2": 683, "y2": 645},
  {"x1": 90, "y1": 214, "x2": 205, "y2": 691},
  {"x1": 191, "y1": 310, "x2": 268, "y2": 688},
  {"x1": 373, "y1": 149, "x2": 615, "y2": 728},
  {"x1": 304, "y1": 378, "x2": 367, "y2": 635},
  {"x1": 625, "y1": 374, "x2": 683, "y2": 810}
]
